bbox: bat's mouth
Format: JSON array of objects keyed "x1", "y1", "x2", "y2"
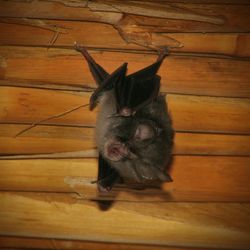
[{"x1": 104, "y1": 139, "x2": 128, "y2": 161}]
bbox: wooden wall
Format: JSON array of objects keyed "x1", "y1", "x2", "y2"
[{"x1": 0, "y1": 0, "x2": 250, "y2": 249}]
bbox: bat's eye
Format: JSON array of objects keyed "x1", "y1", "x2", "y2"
[{"x1": 134, "y1": 124, "x2": 154, "y2": 141}]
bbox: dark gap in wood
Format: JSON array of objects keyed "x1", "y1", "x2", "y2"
[
  {"x1": 0, "y1": 122, "x2": 94, "y2": 129},
  {"x1": 1, "y1": 83, "x2": 250, "y2": 99},
  {"x1": 1, "y1": 44, "x2": 250, "y2": 60},
  {"x1": 2, "y1": 84, "x2": 250, "y2": 100},
  {"x1": 0, "y1": 80, "x2": 95, "y2": 92},
  {"x1": 2, "y1": 15, "x2": 250, "y2": 34},
  {"x1": 1, "y1": 122, "x2": 250, "y2": 136},
  {"x1": 0, "y1": 190, "x2": 247, "y2": 204},
  {"x1": 0, "y1": 154, "x2": 250, "y2": 160},
  {"x1": 0, "y1": 235, "x2": 242, "y2": 250}
]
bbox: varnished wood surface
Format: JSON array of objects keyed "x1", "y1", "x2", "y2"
[
  {"x1": 1, "y1": 47, "x2": 250, "y2": 97},
  {"x1": 0, "y1": 236, "x2": 219, "y2": 250},
  {"x1": 0, "y1": 157, "x2": 249, "y2": 202},
  {"x1": 0, "y1": 1, "x2": 249, "y2": 249},
  {"x1": 1, "y1": 124, "x2": 249, "y2": 156},
  {"x1": 0, "y1": 192, "x2": 250, "y2": 249},
  {"x1": 0, "y1": 0, "x2": 249, "y2": 33},
  {"x1": 0, "y1": 19, "x2": 249, "y2": 56},
  {"x1": 1, "y1": 87, "x2": 250, "y2": 134}
]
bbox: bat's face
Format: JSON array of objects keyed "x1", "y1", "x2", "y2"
[
  {"x1": 99, "y1": 105, "x2": 173, "y2": 183},
  {"x1": 104, "y1": 117, "x2": 159, "y2": 161}
]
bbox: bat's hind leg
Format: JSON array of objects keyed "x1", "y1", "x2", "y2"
[{"x1": 97, "y1": 154, "x2": 121, "y2": 192}]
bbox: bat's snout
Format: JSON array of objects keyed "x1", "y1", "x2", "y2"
[{"x1": 104, "y1": 139, "x2": 128, "y2": 162}]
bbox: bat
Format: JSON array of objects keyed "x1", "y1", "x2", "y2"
[{"x1": 75, "y1": 44, "x2": 174, "y2": 192}]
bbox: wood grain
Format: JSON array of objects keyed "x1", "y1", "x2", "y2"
[
  {"x1": 0, "y1": 1, "x2": 250, "y2": 249},
  {"x1": 0, "y1": 124, "x2": 249, "y2": 156},
  {"x1": 0, "y1": 236, "x2": 235, "y2": 250},
  {"x1": 1, "y1": 86, "x2": 249, "y2": 134},
  {"x1": 0, "y1": 192, "x2": 249, "y2": 249},
  {"x1": 0, "y1": 157, "x2": 249, "y2": 202},
  {"x1": 1, "y1": 46, "x2": 249, "y2": 98},
  {"x1": 0, "y1": 1, "x2": 246, "y2": 31},
  {"x1": 0, "y1": 19, "x2": 249, "y2": 56}
]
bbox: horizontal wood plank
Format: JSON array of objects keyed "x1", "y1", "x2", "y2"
[
  {"x1": 0, "y1": 192, "x2": 249, "y2": 249},
  {"x1": 0, "y1": 124, "x2": 250, "y2": 156},
  {"x1": 0, "y1": 1, "x2": 249, "y2": 249},
  {"x1": 0, "y1": 1, "x2": 250, "y2": 32},
  {"x1": 0, "y1": 236, "x2": 233, "y2": 250},
  {"x1": 0, "y1": 157, "x2": 249, "y2": 202},
  {"x1": 0, "y1": 19, "x2": 250, "y2": 56},
  {"x1": 1, "y1": 46, "x2": 249, "y2": 98},
  {"x1": 1, "y1": 86, "x2": 249, "y2": 134}
]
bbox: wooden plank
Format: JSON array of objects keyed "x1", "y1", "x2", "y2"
[
  {"x1": 128, "y1": 4, "x2": 250, "y2": 32},
  {"x1": 0, "y1": 19, "x2": 249, "y2": 56},
  {"x1": 0, "y1": 124, "x2": 250, "y2": 156},
  {"x1": 174, "y1": 132, "x2": 250, "y2": 156},
  {"x1": 0, "y1": 192, "x2": 249, "y2": 249},
  {"x1": 0, "y1": 124, "x2": 96, "y2": 155},
  {"x1": 0, "y1": 1, "x2": 250, "y2": 32},
  {"x1": 1, "y1": 46, "x2": 250, "y2": 97},
  {"x1": 0, "y1": 157, "x2": 249, "y2": 202},
  {"x1": 0, "y1": 0, "x2": 123, "y2": 24},
  {"x1": 0, "y1": 236, "x2": 227, "y2": 250},
  {"x1": 1, "y1": 86, "x2": 249, "y2": 134},
  {"x1": 167, "y1": 94, "x2": 250, "y2": 134},
  {"x1": 1, "y1": 46, "x2": 250, "y2": 98}
]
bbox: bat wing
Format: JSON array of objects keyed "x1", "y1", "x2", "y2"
[
  {"x1": 75, "y1": 45, "x2": 129, "y2": 110},
  {"x1": 89, "y1": 63, "x2": 127, "y2": 110},
  {"x1": 75, "y1": 44, "x2": 109, "y2": 85},
  {"x1": 97, "y1": 154, "x2": 121, "y2": 192},
  {"x1": 115, "y1": 50, "x2": 168, "y2": 114}
]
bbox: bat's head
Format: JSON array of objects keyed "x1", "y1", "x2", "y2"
[
  {"x1": 103, "y1": 118, "x2": 159, "y2": 161},
  {"x1": 100, "y1": 96, "x2": 174, "y2": 184}
]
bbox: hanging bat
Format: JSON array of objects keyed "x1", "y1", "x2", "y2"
[{"x1": 75, "y1": 44, "x2": 174, "y2": 192}]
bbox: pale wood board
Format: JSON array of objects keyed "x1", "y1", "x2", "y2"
[
  {"x1": 0, "y1": 157, "x2": 249, "y2": 202},
  {"x1": 0, "y1": 20, "x2": 249, "y2": 56},
  {"x1": 1, "y1": 86, "x2": 250, "y2": 133},
  {"x1": 0, "y1": 192, "x2": 249, "y2": 249},
  {"x1": 1, "y1": 46, "x2": 249, "y2": 98}
]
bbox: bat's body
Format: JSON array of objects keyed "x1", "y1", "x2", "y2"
[
  {"x1": 97, "y1": 90, "x2": 173, "y2": 184},
  {"x1": 75, "y1": 44, "x2": 174, "y2": 191}
]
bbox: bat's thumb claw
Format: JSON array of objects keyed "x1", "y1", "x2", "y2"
[
  {"x1": 74, "y1": 43, "x2": 87, "y2": 54},
  {"x1": 162, "y1": 47, "x2": 170, "y2": 55},
  {"x1": 74, "y1": 42, "x2": 79, "y2": 50},
  {"x1": 156, "y1": 47, "x2": 170, "y2": 62},
  {"x1": 74, "y1": 41, "x2": 78, "y2": 48}
]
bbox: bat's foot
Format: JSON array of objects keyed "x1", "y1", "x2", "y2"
[
  {"x1": 74, "y1": 41, "x2": 79, "y2": 49},
  {"x1": 97, "y1": 182, "x2": 115, "y2": 210},
  {"x1": 74, "y1": 42, "x2": 87, "y2": 54},
  {"x1": 157, "y1": 47, "x2": 170, "y2": 61},
  {"x1": 98, "y1": 183, "x2": 112, "y2": 193}
]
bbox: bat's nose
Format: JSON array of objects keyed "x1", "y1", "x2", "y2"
[{"x1": 104, "y1": 140, "x2": 129, "y2": 162}]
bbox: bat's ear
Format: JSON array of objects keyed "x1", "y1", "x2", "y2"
[
  {"x1": 89, "y1": 63, "x2": 128, "y2": 110},
  {"x1": 74, "y1": 43, "x2": 109, "y2": 85}
]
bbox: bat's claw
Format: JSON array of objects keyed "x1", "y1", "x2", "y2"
[
  {"x1": 74, "y1": 41, "x2": 79, "y2": 49},
  {"x1": 161, "y1": 47, "x2": 170, "y2": 55},
  {"x1": 74, "y1": 42, "x2": 87, "y2": 53},
  {"x1": 157, "y1": 47, "x2": 170, "y2": 61},
  {"x1": 98, "y1": 183, "x2": 112, "y2": 193}
]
